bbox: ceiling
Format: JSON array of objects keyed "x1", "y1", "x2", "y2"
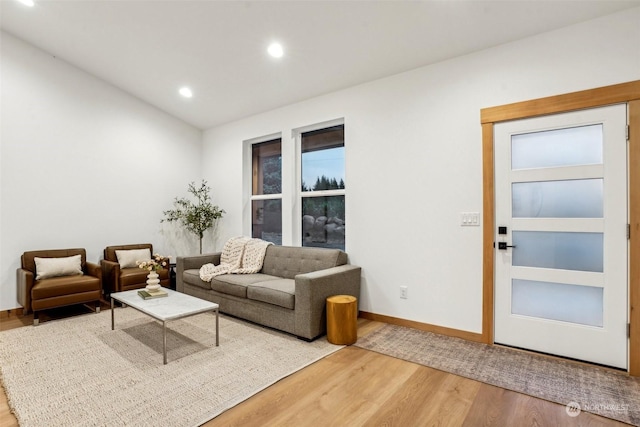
[{"x1": 2, "y1": 0, "x2": 639, "y2": 130}]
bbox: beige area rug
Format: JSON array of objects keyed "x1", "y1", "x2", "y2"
[
  {"x1": 355, "y1": 323, "x2": 640, "y2": 426},
  {"x1": 0, "y1": 308, "x2": 342, "y2": 426}
]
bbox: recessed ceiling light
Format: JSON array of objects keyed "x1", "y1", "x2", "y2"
[
  {"x1": 179, "y1": 87, "x2": 193, "y2": 98},
  {"x1": 16, "y1": 0, "x2": 35, "y2": 7},
  {"x1": 267, "y1": 42, "x2": 284, "y2": 58}
]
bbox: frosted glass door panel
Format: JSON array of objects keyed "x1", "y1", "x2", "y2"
[
  {"x1": 512, "y1": 231, "x2": 603, "y2": 272},
  {"x1": 512, "y1": 179, "x2": 603, "y2": 218},
  {"x1": 512, "y1": 279, "x2": 603, "y2": 327},
  {"x1": 511, "y1": 125, "x2": 602, "y2": 170}
]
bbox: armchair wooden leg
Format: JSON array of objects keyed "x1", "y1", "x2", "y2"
[
  {"x1": 96, "y1": 303, "x2": 101, "y2": 314},
  {"x1": 33, "y1": 312, "x2": 39, "y2": 326}
]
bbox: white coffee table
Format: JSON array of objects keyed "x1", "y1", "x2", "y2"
[{"x1": 110, "y1": 288, "x2": 219, "y2": 364}]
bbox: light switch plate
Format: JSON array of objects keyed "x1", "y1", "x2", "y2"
[{"x1": 461, "y1": 212, "x2": 480, "y2": 226}]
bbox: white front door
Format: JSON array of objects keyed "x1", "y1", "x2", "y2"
[{"x1": 494, "y1": 104, "x2": 628, "y2": 369}]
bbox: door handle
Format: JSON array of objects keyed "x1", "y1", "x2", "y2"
[{"x1": 497, "y1": 242, "x2": 516, "y2": 250}]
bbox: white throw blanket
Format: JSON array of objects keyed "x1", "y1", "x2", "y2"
[
  {"x1": 199, "y1": 237, "x2": 273, "y2": 282},
  {"x1": 233, "y1": 238, "x2": 273, "y2": 274}
]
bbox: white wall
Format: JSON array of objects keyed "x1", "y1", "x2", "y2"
[
  {"x1": 202, "y1": 8, "x2": 640, "y2": 333},
  {"x1": 0, "y1": 32, "x2": 203, "y2": 310}
]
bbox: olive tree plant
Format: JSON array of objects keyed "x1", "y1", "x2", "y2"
[{"x1": 162, "y1": 180, "x2": 224, "y2": 254}]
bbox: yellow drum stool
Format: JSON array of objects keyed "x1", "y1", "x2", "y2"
[{"x1": 326, "y1": 295, "x2": 358, "y2": 345}]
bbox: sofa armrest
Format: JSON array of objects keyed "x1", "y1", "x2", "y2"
[
  {"x1": 101, "y1": 259, "x2": 120, "y2": 296},
  {"x1": 86, "y1": 261, "x2": 102, "y2": 279},
  {"x1": 176, "y1": 253, "x2": 221, "y2": 292},
  {"x1": 179, "y1": 253, "x2": 221, "y2": 270},
  {"x1": 17, "y1": 268, "x2": 34, "y2": 315},
  {"x1": 294, "y1": 265, "x2": 362, "y2": 340},
  {"x1": 85, "y1": 261, "x2": 103, "y2": 296}
]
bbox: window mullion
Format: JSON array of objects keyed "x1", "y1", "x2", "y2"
[
  {"x1": 251, "y1": 194, "x2": 283, "y2": 201},
  {"x1": 301, "y1": 189, "x2": 345, "y2": 198}
]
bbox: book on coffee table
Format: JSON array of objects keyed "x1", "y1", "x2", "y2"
[{"x1": 138, "y1": 289, "x2": 168, "y2": 300}]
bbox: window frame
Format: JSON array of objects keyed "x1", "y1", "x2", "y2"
[
  {"x1": 294, "y1": 119, "x2": 346, "y2": 249},
  {"x1": 245, "y1": 134, "x2": 283, "y2": 243}
]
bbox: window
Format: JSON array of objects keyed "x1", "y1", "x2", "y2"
[
  {"x1": 251, "y1": 138, "x2": 282, "y2": 244},
  {"x1": 300, "y1": 124, "x2": 345, "y2": 250}
]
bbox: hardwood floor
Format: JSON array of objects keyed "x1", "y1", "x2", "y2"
[{"x1": 0, "y1": 308, "x2": 627, "y2": 427}]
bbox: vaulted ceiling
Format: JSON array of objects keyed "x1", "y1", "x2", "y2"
[{"x1": 2, "y1": 0, "x2": 639, "y2": 129}]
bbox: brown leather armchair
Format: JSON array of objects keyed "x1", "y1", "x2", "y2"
[
  {"x1": 17, "y1": 248, "x2": 102, "y2": 325},
  {"x1": 101, "y1": 244, "x2": 169, "y2": 296}
]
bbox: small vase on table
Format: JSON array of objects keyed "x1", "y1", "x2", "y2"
[{"x1": 146, "y1": 271, "x2": 161, "y2": 291}]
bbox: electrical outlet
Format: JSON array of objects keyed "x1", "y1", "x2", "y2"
[{"x1": 400, "y1": 286, "x2": 408, "y2": 299}]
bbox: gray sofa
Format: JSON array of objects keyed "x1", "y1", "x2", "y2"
[{"x1": 176, "y1": 245, "x2": 361, "y2": 340}]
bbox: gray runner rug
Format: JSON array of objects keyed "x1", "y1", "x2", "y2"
[
  {"x1": 355, "y1": 323, "x2": 640, "y2": 426},
  {"x1": 0, "y1": 308, "x2": 342, "y2": 427}
]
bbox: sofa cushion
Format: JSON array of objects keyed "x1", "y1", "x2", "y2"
[
  {"x1": 115, "y1": 249, "x2": 151, "y2": 268},
  {"x1": 34, "y1": 255, "x2": 83, "y2": 280},
  {"x1": 105, "y1": 244, "x2": 152, "y2": 263},
  {"x1": 247, "y1": 279, "x2": 295, "y2": 310},
  {"x1": 261, "y1": 246, "x2": 347, "y2": 279},
  {"x1": 32, "y1": 275, "x2": 101, "y2": 299},
  {"x1": 22, "y1": 249, "x2": 87, "y2": 275},
  {"x1": 183, "y1": 269, "x2": 212, "y2": 290},
  {"x1": 119, "y1": 267, "x2": 148, "y2": 287},
  {"x1": 212, "y1": 274, "x2": 280, "y2": 299}
]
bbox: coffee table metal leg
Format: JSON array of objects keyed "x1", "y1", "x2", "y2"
[
  {"x1": 216, "y1": 308, "x2": 219, "y2": 347},
  {"x1": 163, "y1": 321, "x2": 167, "y2": 365},
  {"x1": 111, "y1": 298, "x2": 115, "y2": 330}
]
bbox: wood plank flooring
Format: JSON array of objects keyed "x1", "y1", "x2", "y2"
[{"x1": 0, "y1": 308, "x2": 628, "y2": 427}]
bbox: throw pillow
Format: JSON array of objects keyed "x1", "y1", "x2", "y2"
[
  {"x1": 115, "y1": 248, "x2": 151, "y2": 268},
  {"x1": 34, "y1": 254, "x2": 83, "y2": 280}
]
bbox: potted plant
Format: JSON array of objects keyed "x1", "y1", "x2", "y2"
[{"x1": 162, "y1": 180, "x2": 224, "y2": 254}]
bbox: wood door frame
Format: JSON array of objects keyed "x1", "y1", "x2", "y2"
[{"x1": 480, "y1": 80, "x2": 640, "y2": 375}]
